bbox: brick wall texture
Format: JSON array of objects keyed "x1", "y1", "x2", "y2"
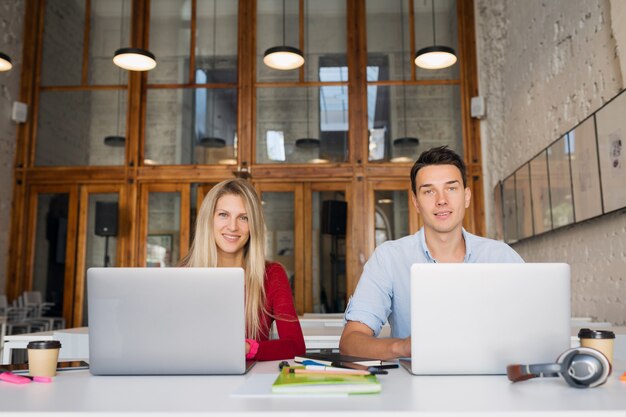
[{"x1": 476, "y1": 0, "x2": 626, "y2": 324}]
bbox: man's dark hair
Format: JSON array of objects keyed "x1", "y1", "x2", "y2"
[{"x1": 410, "y1": 146, "x2": 467, "y2": 195}]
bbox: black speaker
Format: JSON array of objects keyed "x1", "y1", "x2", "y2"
[
  {"x1": 322, "y1": 200, "x2": 347, "y2": 236},
  {"x1": 95, "y1": 202, "x2": 119, "y2": 237}
]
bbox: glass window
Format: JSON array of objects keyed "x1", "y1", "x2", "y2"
[
  {"x1": 257, "y1": 0, "x2": 346, "y2": 83},
  {"x1": 502, "y1": 175, "x2": 517, "y2": 243},
  {"x1": 568, "y1": 118, "x2": 602, "y2": 222},
  {"x1": 147, "y1": 192, "x2": 181, "y2": 267},
  {"x1": 368, "y1": 85, "x2": 462, "y2": 162},
  {"x1": 36, "y1": 90, "x2": 127, "y2": 166},
  {"x1": 263, "y1": 192, "x2": 296, "y2": 294},
  {"x1": 144, "y1": 87, "x2": 237, "y2": 165},
  {"x1": 196, "y1": 0, "x2": 238, "y2": 82},
  {"x1": 148, "y1": 0, "x2": 190, "y2": 84},
  {"x1": 374, "y1": 190, "x2": 409, "y2": 246},
  {"x1": 41, "y1": 0, "x2": 86, "y2": 86},
  {"x1": 529, "y1": 151, "x2": 552, "y2": 234},
  {"x1": 89, "y1": 0, "x2": 130, "y2": 85},
  {"x1": 83, "y1": 193, "x2": 119, "y2": 325},
  {"x1": 547, "y1": 136, "x2": 574, "y2": 228},
  {"x1": 515, "y1": 164, "x2": 533, "y2": 239},
  {"x1": 312, "y1": 192, "x2": 347, "y2": 313},
  {"x1": 33, "y1": 193, "x2": 70, "y2": 318},
  {"x1": 256, "y1": 86, "x2": 347, "y2": 164}
]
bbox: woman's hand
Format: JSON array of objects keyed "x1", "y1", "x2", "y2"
[{"x1": 245, "y1": 341, "x2": 251, "y2": 354}]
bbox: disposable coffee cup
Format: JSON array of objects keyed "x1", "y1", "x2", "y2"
[
  {"x1": 27, "y1": 340, "x2": 61, "y2": 377},
  {"x1": 578, "y1": 328, "x2": 615, "y2": 367}
]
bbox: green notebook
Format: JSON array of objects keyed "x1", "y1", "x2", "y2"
[{"x1": 271, "y1": 368, "x2": 382, "y2": 395}]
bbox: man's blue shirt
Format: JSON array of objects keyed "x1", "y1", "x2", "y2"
[{"x1": 344, "y1": 228, "x2": 524, "y2": 338}]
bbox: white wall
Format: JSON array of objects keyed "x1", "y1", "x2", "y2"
[
  {"x1": 476, "y1": 0, "x2": 626, "y2": 324},
  {"x1": 0, "y1": 0, "x2": 25, "y2": 294}
]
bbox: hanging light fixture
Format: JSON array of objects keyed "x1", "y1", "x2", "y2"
[
  {"x1": 199, "y1": 0, "x2": 226, "y2": 149},
  {"x1": 393, "y1": 0, "x2": 419, "y2": 160},
  {"x1": 104, "y1": 78, "x2": 126, "y2": 147},
  {"x1": 263, "y1": 0, "x2": 304, "y2": 70},
  {"x1": 296, "y1": 1, "x2": 319, "y2": 151},
  {"x1": 113, "y1": 47, "x2": 156, "y2": 71},
  {"x1": 414, "y1": 0, "x2": 457, "y2": 70},
  {"x1": 0, "y1": 52, "x2": 12, "y2": 71}
]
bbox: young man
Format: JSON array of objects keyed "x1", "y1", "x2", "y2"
[{"x1": 339, "y1": 146, "x2": 523, "y2": 360}]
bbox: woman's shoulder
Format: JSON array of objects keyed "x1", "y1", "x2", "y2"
[{"x1": 265, "y1": 261, "x2": 287, "y2": 277}]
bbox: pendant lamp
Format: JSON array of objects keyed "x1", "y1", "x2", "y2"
[
  {"x1": 414, "y1": 0, "x2": 457, "y2": 70},
  {"x1": 113, "y1": 47, "x2": 157, "y2": 71},
  {"x1": 263, "y1": 0, "x2": 304, "y2": 70},
  {"x1": 0, "y1": 52, "x2": 12, "y2": 71},
  {"x1": 199, "y1": 0, "x2": 226, "y2": 149},
  {"x1": 393, "y1": 0, "x2": 419, "y2": 159}
]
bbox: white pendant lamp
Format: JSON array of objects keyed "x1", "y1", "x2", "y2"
[
  {"x1": 263, "y1": 0, "x2": 304, "y2": 70},
  {"x1": 0, "y1": 52, "x2": 13, "y2": 71},
  {"x1": 414, "y1": 0, "x2": 457, "y2": 70},
  {"x1": 113, "y1": 47, "x2": 157, "y2": 71}
]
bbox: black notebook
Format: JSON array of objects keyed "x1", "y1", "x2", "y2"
[{"x1": 294, "y1": 352, "x2": 382, "y2": 367}]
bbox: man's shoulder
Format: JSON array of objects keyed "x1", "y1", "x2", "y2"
[{"x1": 464, "y1": 231, "x2": 523, "y2": 262}]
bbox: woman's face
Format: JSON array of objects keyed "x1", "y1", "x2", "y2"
[{"x1": 213, "y1": 194, "x2": 251, "y2": 260}]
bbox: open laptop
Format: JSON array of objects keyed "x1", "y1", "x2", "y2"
[
  {"x1": 401, "y1": 263, "x2": 570, "y2": 375},
  {"x1": 87, "y1": 267, "x2": 256, "y2": 375}
]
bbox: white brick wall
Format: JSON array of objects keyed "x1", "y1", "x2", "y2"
[
  {"x1": 477, "y1": 0, "x2": 626, "y2": 324},
  {"x1": 0, "y1": 0, "x2": 24, "y2": 294}
]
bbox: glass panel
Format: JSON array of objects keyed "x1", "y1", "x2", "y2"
[
  {"x1": 568, "y1": 118, "x2": 602, "y2": 222},
  {"x1": 256, "y1": 86, "x2": 348, "y2": 164},
  {"x1": 547, "y1": 136, "x2": 574, "y2": 228},
  {"x1": 374, "y1": 190, "x2": 409, "y2": 247},
  {"x1": 366, "y1": 0, "x2": 459, "y2": 81},
  {"x1": 89, "y1": 0, "x2": 130, "y2": 85},
  {"x1": 147, "y1": 192, "x2": 181, "y2": 267},
  {"x1": 502, "y1": 175, "x2": 517, "y2": 243},
  {"x1": 33, "y1": 193, "x2": 70, "y2": 318},
  {"x1": 366, "y1": 0, "x2": 411, "y2": 82},
  {"x1": 368, "y1": 85, "x2": 462, "y2": 163},
  {"x1": 529, "y1": 151, "x2": 552, "y2": 234},
  {"x1": 83, "y1": 193, "x2": 119, "y2": 326},
  {"x1": 36, "y1": 90, "x2": 126, "y2": 166},
  {"x1": 515, "y1": 164, "x2": 533, "y2": 239},
  {"x1": 312, "y1": 192, "x2": 347, "y2": 313},
  {"x1": 196, "y1": 0, "x2": 238, "y2": 83},
  {"x1": 148, "y1": 0, "x2": 191, "y2": 84},
  {"x1": 596, "y1": 90, "x2": 626, "y2": 213},
  {"x1": 145, "y1": 87, "x2": 237, "y2": 165},
  {"x1": 41, "y1": 0, "x2": 86, "y2": 86},
  {"x1": 258, "y1": 0, "x2": 347, "y2": 83},
  {"x1": 263, "y1": 192, "x2": 295, "y2": 294},
  {"x1": 413, "y1": 0, "x2": 459, "y2": 80}
]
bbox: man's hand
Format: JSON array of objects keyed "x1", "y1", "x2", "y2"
[{"x1": 339, "y1": 321, "x2": 412, "y2": 361}]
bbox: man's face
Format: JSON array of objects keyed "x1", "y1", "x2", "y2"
[{"x1": 411, "y1": 164, "x2": 471, "y2": 235}]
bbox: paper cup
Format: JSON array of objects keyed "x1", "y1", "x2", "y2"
[
  {"x1": 27, "y1": 340, "x2": 61, "y2": 377},
  {"x1": 578, "y1": 328, "x2": 615, "y2": 368}
]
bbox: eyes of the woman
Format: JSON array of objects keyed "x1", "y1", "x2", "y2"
[{"x1": 217, "y1": 211, "x2": 248, "y2": 222}]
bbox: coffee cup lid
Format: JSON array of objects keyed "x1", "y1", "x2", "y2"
[
  {"x1": 27, "y1": 340, "x2": 62, "y2": 349},
  {"x1": 578, "y1": 328, "x2": 615, "y2": 339}
]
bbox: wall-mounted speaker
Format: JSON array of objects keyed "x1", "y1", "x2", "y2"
[
  {"x1": 95, "y1": 202, "x2": 119, "y2": 237},
  {"x1": 322, "y1": 200, "x2": 347, "y2": 236}
]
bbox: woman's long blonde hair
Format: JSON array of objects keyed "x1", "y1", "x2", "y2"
[{"x1": 181, "y1": 178, "x2": 267, "y2": 340}]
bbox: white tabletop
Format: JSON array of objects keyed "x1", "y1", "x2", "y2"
[{"x1": 1, "y1": 360, "x2": 626, "y2": 416}]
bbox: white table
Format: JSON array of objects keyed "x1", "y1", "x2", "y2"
[{"x1": 1, "y1": 360, "x2": 625, "y2": 415}]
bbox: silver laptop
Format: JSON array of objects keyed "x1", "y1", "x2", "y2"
[
  {"x1": 401, "y1": 263, "x2": 570, "y2": 375},
  {"x1": 88, "y1": 267, "x2": 255, "y2": 375}
]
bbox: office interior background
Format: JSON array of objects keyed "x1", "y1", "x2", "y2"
[{"x1": 0, "y1": 0, "x2": 624, "y2": 329}]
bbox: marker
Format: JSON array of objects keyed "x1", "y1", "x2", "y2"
[{"x1": 289, "y1": 367, "x2": 371, "y2": 376}]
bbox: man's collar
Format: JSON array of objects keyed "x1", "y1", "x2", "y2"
[{"x1": 419, "y1": 227, "x2": 471, "y2": 263}]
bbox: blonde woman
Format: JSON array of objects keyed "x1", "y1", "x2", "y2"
[{"x1": 181, "y1": 178, "x2": 305, "y2": 361}]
